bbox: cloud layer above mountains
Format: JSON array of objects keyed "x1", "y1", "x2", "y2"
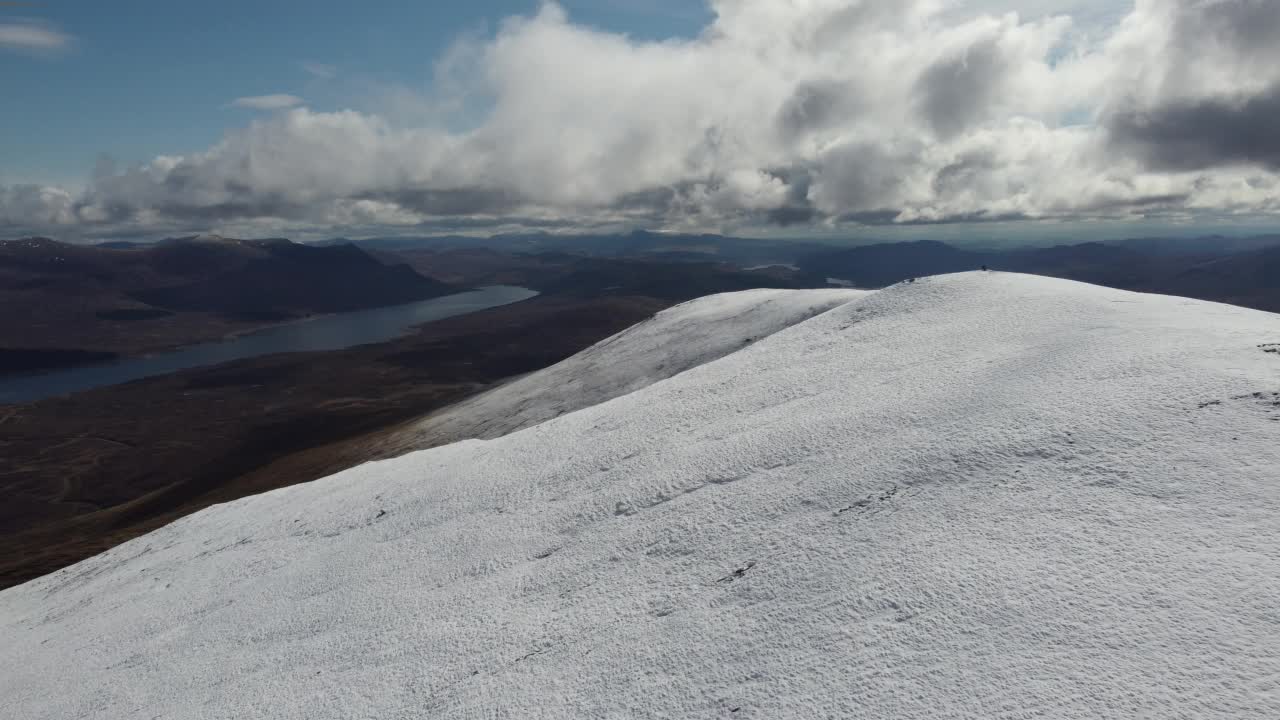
[{"x1": 4, "y1": 0, "x2": 1279, "y2": 239}]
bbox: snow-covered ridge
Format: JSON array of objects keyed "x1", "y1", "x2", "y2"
[
  {"x1": 3, "y1": 273, "x2": 1279, "y2": 718},
  {"x1": 378, "y1": 288, "x2": 866, "y2": 456}
]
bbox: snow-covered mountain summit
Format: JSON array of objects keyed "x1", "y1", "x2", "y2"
[{"x1": 4, "y1": 273, "x2": 1279, "y2": 718}]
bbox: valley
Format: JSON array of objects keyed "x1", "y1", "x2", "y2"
[
  {"x1": 0, "y1": 235, "x2": 457, "y2": 377},
  {"x1": 0, "y1": 244, "x2": 809, "y2": 588}
]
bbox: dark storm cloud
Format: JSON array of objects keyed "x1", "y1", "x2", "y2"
[
  {"x1": 834, "y1": 209, "x2": 904, "y2": 225},
  {"x1": 810, "y1": 141, "x2": 920, "y2": 211},
  {"x1": 1078, "y1": 192, "x2": 1191, "y2": 213},
  {"x1": 609, "y1": 187, "x2": 679, "y2": 214},
  {"x1": 155, "y1": 197, "x2": 313, "y2": 223},
  {"x1": 1172, "y1": 0, "x2": 1280, "y2": 61},
  {"x1": 835, "y1": 209, "x2": 1034, "y2": 226},
  {"x1": 915, "y1": 36, "x2": 1010, "y2": 139},
  {"x1": 759, "y1": 167, "x2": 820, "y2": 226},
  {"x1": 1108, "y1": 85, "x2": 1280, "y2": 171},
  {"x1": 766, "y1": 205, "x2": 819, "y2": 226},
  {"x1": 777, "y1": 81, "x2": 855, "y2": 139},
  {"x1": 369, "y1": 188, "x2": 525, "y2": 216},
  {"x1": 932, "y1": 151, "x2": 999, "y2": 196}
]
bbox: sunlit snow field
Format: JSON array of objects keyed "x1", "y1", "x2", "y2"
[{"x1": 3, "y1": 272, "x2": 1278, "y2": 718}]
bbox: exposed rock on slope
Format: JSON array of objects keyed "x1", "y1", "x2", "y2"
[{"x1": 3, "y1": 273, "x2": 1279, "y2": 718}]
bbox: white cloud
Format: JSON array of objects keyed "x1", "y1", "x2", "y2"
[
  {"x1": 957, "y1": 0, "x2": 1129, "y2": 26},
  {"x1": 301, "y1": 62, "x2": 336, "y2": 80},
  {"x1": 0, "y1": 184, "x2": 77, "y2": 227},
  {"x1": 7, "y1": 0, "x2": 1280, "y2": 239},
  {"x1": 0, "y1": 20, "x2": 72, "y2": 54},
  {"x1": 230, "y1": 94, "x2": 307, "y2": 110}
]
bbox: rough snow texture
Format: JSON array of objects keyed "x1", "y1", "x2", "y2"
[
  {"x1": 4, "y1": 273, "x2": 1280, "y2": 719},
  {"x1": 380, "y1": 288, "x2": 866, "y2": 455}
]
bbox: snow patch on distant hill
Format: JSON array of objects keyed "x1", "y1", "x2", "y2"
[{"x1": 3, "y1": 273, "x2": 1280, "y2": 719}]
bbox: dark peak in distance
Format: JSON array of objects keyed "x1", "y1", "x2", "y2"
[
  {"x1": 0, "y1": 236, "x2": 58, "y2": 248},
  {"x1": 1165, "y1": 244, "x2": 1280, "y2": 312},
  {"x1": 0, "y1": 236, "x2": 137, "y2": 275},
  {"x1": 1106, "y1": 234, "x2": 1280, "y2": 257},
  {"x1": 0, "y1": 235, "x2": 463, "y2": 375},
  {"x1": 387, "y1": 246, "x2": 823, "y2": 297},
  {"x1": 800, "y1": 237, "x2": 1280, "y2": 312},
  {"x1": 541, "y1": 257, "x2": 811, "y2": 302},
  {"x1": 799, "y1": 240, "x2": 987, "y2": 287},
  {"x1": 161, "y1": 233, "x2": 234, "y2": 245},
  {"x1": 331, "y1": 231, "x2": 838, "y2": 269},
  {"x1": 129, "y1": 239, "x2": 458, "y2": 316}
]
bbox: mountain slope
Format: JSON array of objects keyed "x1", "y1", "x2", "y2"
[
  {"x1": 1160, "y1": 245, "x2": 1280, "y2": 313},
  {"x1": 3, "y1": 273, "x2": 1279, "y2": 718},
  {"x1": 129, "y1": 239, "x2": 457, "y2": 317},
  {"x1": 0, "y1": 236, "x2": 458, "y2": 373},
  {"x1": 378, "y1": 288, "x2": 866, "y2": 455}
]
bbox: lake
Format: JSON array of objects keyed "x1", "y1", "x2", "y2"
[{"x1": 1, "y1": 286, "x2": 539, "y2": 405}]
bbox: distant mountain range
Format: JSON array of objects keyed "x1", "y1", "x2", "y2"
[
  {"x1": 319, "y1": 230, "x2": 1280, "y2": 310},
  {"x1": 317, "y1": 229, "x2": 837, "y2": 268},
  {"x1": 7, "y1": 230, "x2": 1279, "y2": 376},
  {"x1": 128, "y1": 236, "x2": 456, "y2": 318},
  {"x1": 321, "y1": 229, "x2": 1280, "y2": 264},
  {"x1": 799, "y1": 238, "x2": 1280, "y2": 312},
  {"x1": 0, "y1": 235, "x2": 456, "y2": 375},
  {"x1": 1106, "y1": 234, "x2": 1280, "y2": 256}
]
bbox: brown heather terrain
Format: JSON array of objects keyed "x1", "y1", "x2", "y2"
[{"x1": 0, "y1": 294, "x2": 669, "y2": 588}]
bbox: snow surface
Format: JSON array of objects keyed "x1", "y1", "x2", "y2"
[
  {"x1": 4, "y1": 272, "x2": 1280, "y2": 719},
  {"x1": 379, "y1": 288, "x2": 866, "y2": 455}
]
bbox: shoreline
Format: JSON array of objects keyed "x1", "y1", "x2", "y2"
[{"x1": 0, "y1": 286, "x2": 533, "y2": 405}]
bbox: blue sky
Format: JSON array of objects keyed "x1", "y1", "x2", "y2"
[
  {"x1": 2, "y1": 0, "x2": 1278, "y2": 242},
  {"x1": 1, "y1": 0, "x2": 709, "y2": 188}
]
